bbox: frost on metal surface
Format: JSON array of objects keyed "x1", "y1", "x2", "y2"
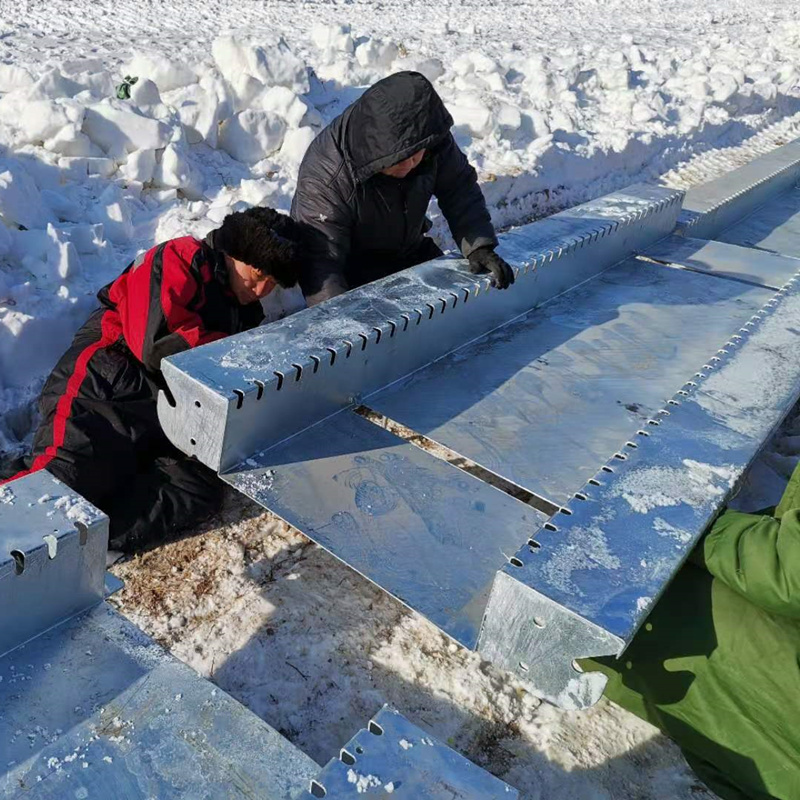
[
  {"x1": 479, "y1": 275, "x2": 800, "y2": 707},
  {"x1": 158, "y1": 184, "x2": 683, "y2": 472},
  {"x1": 0, "y1": 471, "x2": 108, "y2": 658},
  {"x1": 298, "y1": 705, "x2": 519, "y2": 799},
  {"x1": 0, "y1": 604, "x2": 319, "y2": 799}
]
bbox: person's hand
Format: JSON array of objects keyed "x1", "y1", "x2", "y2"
[{"x1": 467, "y1": 247, "x2": 515, "y2": 289}]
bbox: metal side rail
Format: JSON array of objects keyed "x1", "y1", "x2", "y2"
[
  {"x1": 157, "y1": 170, "x2": 800, "y2": 709},
  {"x1": 158, "y1": 184, "x2": 683, "y2": 472},
  {"x1": 677, "y1": 137, "x2": 800, "y2": 240},
  {"x1": 0, "y1": 472, "x2": 518, "y2": 799}
]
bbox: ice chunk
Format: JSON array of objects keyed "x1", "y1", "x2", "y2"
[
  {"x1": 450, "y1": 95, "x2": 495, "y2": 138},
  {"x1": 43, "y1": 123, "x2": 94, "y2": 157},
  {"x1": 355, "y1": 38, "x2": 399, "y2": 69},
  {"x1": 57, "y1": 157, "x2": 116, "y2": 180},
  {"x1": 0, "y1": 64, "x2": 34, "y2": 93},
  {"x1": 123, "y1": 52, "x2": 198, "y2": 93},
  {"x1": 212, "y1": 35, "x2": 308, "y2": 94},
  {"x1": 90, "y1": 185, "x2": 133, "y2": 244},
  {"x1": 254, "y1": 85, "x2": 310, "y2": 128},
  {"x1": 154, "y1": 143, "x2": 205, "y2": 201},
  {"x1": 390, "y1": 57, "x2": 445, "y2": 83},
  {"x1": 28, "y1": 69, "x2": 86, "y2": 100},
  {"x1": 164, "y1": 84, "x2": 220, "y2": 146},
  {"x1": 0, "y1": 96, "x2": 74, "y2": 144},
  {"x1": 120, "y1": 148, "x2": 157, "y2": 184},
  {"x1": 82, "y1": 101, "x2": 172, "y2": 156},
  {"x1": 279, "y1": 126, "x2": 316, "y2": 166},
  {"x1": 0, "y1": 159, "x2": 54, "y2": 230},
  {"x1": 130, "y1": 78, "x2": 163, "y2": 108},
  {"x1": 311, "y1": 23, "x2": 355, "y2": 59},
  {"x1": 218, "y1": 110, "x2": 286, "y2": 164}
]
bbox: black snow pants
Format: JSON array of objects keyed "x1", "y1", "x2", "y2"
[{"x1": 6, "y1": 308, "x2": 222, "y2": 552}]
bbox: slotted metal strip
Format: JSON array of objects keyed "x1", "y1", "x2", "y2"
[
  {"x1": 367, "y1": 258, "x2": 772, "y2": 505},
  {"x1": 223, "y1": 410, "x2": 547, "y2": 649},
  {"x1": 159, "y1": 185, "x2": 683, "y2": 472}
]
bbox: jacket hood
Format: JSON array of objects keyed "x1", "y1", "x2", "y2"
[{"x1": 344, "y1": 71, "x2": 453, "y2": 183}]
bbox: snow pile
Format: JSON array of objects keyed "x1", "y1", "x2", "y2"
[{"x1": 2, "y1": 7, "x2": 800, "y2": 457}]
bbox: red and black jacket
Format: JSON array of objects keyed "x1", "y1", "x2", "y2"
[{"x1": 103, "y1": 234, "x2": 264, "y2": 373}]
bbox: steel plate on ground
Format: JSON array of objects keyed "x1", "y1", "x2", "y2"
[
  {"x1": 715, "y1": 186, "x2": 800, "y2": 258},
  {"x1": 223, "y1": 411, "x2": 547, "y2": 649},
  {"x1": 0, "y1": 604, "x2": 318, "y2": 799},
  {"x1": 367, "y1": 259, "x2": 773, "y2": 505},
  {"x1": 300, "y1": 706, "x2": 518, "y2": 799},
  {"x1": 643, "y1": 234, "x2": 800, "y2": 289}
]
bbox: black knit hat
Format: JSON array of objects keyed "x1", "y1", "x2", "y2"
[{"x1": 215, "y1": 207, "x2": 302, "y2": 288}]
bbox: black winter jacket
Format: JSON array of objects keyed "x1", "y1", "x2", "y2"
[{"x1": 291, "y1": 71, "x2": 498, "y2": 305}]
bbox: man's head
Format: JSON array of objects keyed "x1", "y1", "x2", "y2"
[
  {"x1": 215, "y1": 207, "x2": 302, "y2": 304},
  {"x1": 380, "y1": 148, "x2": 426, "y2": 179}
]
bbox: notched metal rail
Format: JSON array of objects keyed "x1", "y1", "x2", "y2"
[
  {"x1": 157, "y1": 138, "x2": 800, "y2": 711},
  {"x1": 158, "y1": 184, "x2": 683, "y2": 472}
]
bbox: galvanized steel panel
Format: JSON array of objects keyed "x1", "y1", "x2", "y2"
[
  {"x1": 644, "y1": 233, "x2": 800, "y2": 289},
  {"x1": 159, "y1": 185, "x2": 683, "y2": 472},
  {"x1": 716, "y1": 186, "x2": 800, "y2": 258},
  {"x1": 223, "y1": 411, "x2": 547, "y2": 649},
  {"x1": 0, "y1": 472, "x2": 107, "y2": 658},
  {"x1": 368, "y1": 259, "x2": 772, "y2": 505},
  {"x1": 0, "y1": 603, "x2": 318, "y2": 799},
  {"x1": 479, "y1": 275, "x2": 800, "y2": 707},
  {"x1": 299, "y1": 705, "x2": 518, "y2": 799}
]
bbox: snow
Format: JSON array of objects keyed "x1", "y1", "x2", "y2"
[{"x1": 3, "y1": 0, "x2": 800, "y2": 796}]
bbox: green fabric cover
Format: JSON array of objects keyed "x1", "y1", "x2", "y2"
[{"x1": 585, "y1": 462, "x2": 800, "y2": 800}]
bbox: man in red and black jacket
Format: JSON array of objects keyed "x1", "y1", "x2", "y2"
[{"x1": 3, "y1": 207, "x2": 303, "y2": 552}]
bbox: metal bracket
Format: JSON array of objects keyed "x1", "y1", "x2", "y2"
[{"x1": 0, "y1": 471, "x2": 107, "y2": 658}]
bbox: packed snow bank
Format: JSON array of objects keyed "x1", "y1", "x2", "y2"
[{"x1": 2, "y1": 7, "x2": 800, "y2": 455}]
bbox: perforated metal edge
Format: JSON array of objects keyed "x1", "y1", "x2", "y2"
[
  {"x1": 479, "y1": 267, "x2": 800, "y2": 708},
  {"x1": 159, "y1": 185, "x2": 683, "y2": 471},
  {"x1": 678, "y1": 137, "x2": 800, "y2": 239}
]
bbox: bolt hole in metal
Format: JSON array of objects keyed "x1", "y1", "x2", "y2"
[
  {"x1": 310, "y1": 355, "x2": 321, "y2": 373},
  {"x1": 368, "y1": 720, "x2": 384, "y2": 736},
  {"x1": 559, "y1": 507, "x2": 573, "y2": 515},
  {"x1": 588, "y1": 478, "x2": 601, "y2": 486},
  {"x1": 373, "y1": 327, "x2": 382, "y2": 344},
  {"x1": 339, "y1": 749, "x2": 356, "y2": 766},
  {"x1": 253, "y1": 379, "x2": 265, "y2": 400},
  {"x1": 11, "y1": 549, "x2": 25, "y2": 575},
  {"x1": 310, "y1": 781, "x2": 327, "y2": 798},
  {"x1": 601, "y1": 465, "x2": 615, "y2": 473},
  {"x1": 518, "y1": 661, "x2": 530, "y2": 673},
  {"x1": 194, "y1": 400, "x2": 201, "y2": 408},
  {"x1": 528, "y1": 539, "x2": 542, "y2": 550},
  {"x1": 355, "y1": 746, "x2": 364, "y2": 754},
  {"x1": 273, "y1": 372, "x2": 284, "y2": 391},
  {"x1": 533, "y1": 617, "x2": 546, "y2": 629},
  {"x1": 543, "y1": 522, "x2": 558, "y2": 532},
  {"x1": 509, "y1": 557, "x2": 524, "y2": 567},
  {"x1": 626, "y1": 441, "x2": 638, "y2": 449},
  {"x1": 574, "y1": 492, "x2": 588, "y2": 500},
  {"x1": 613, "y1": 453, "x2": 627, "y2": 461},
  {"x1": 190, "y1": 438, "x2": 197, "y2": 446},
  {"x1": 233, "y1": 389, "x2": 245, "y2": 408},
  {"x1": 326, "y1": 347, "x2": 336, "y2": 365},
  {"x1": 292, "y1": 364, "x2": 303, "y2": 381},
  {"x1": 358, "y1": 334, "x2": 368, "y2": 351}
]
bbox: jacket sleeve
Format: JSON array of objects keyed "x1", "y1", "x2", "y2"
[
  {"x1": 291, "y1": 164, "x2": 354, "y2": 307},
  {"x1": 702, "y1": 503, "x2": 800, "y2": 620},
  {"x1": 118, "y1": 238, "x2": 227, "y2": 372},
  {"x1": 433, "y1": 133, "x2": 498, "y2": 258}
]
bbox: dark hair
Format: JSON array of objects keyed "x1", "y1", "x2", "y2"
[{"x1": 215, "y1": 207, "x2": 302, "y2": 288}]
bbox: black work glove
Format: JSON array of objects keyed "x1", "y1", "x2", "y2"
[{"x1": 467, "y1": 247, "x2": 515, "y2": 289}]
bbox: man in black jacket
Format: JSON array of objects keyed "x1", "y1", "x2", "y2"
[
  {"x1": 2, "y1": 208, "x2": 303, "y2": 552},
  {"x1": 291, "y1": 71, "x2": 514, "y2": 305}
]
